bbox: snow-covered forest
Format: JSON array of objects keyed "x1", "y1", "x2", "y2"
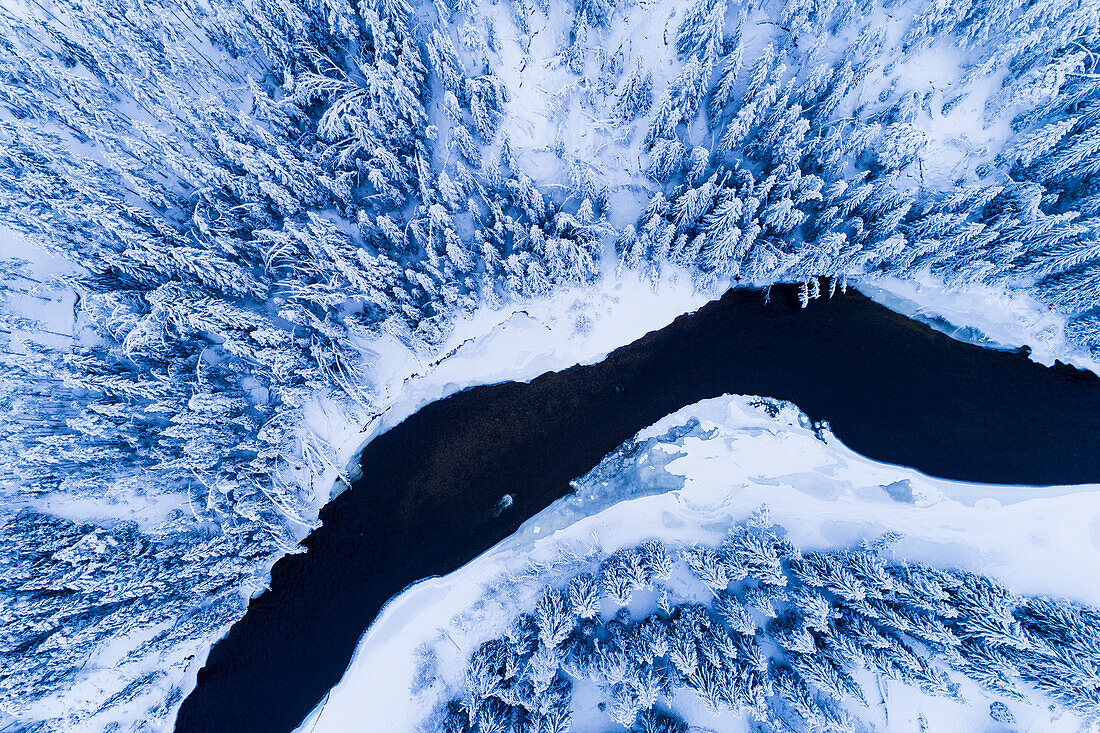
[
  {"x1": 302, "y1": 395, "x2": 1100, "y2": 733},
  {"x1": 2, "y1": 0, "x2": 1100, "y2": 727},
  {"x1": 441, "y1": 516, "x2": 1100, "y2": 733}
]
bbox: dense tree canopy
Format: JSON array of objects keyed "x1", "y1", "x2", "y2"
[{"x1": 1, "y1": 0, "x2": 1099, "y2": 726}]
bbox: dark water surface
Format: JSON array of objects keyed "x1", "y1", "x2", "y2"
[{"x1": 176, "y1": 286, "x2": 1100, "y2": 733}]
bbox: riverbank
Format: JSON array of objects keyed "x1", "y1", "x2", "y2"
[
  {"x1": 175, "y1": 285, "x2": 1100, "y2": 733},
  {"x1": 297, "y1": 394, "x2": 1100, "y2": 733}
]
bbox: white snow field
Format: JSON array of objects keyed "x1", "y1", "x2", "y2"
[
  {"x1": 296, "y1": 395, "x2": 1100, "y2": 733},
  {"x1": 857, "y1": 275, "x2": 1100, "y2": 375},
  {"x1": 6, "y1": 0, "x2": 1100, "y2": 723}
]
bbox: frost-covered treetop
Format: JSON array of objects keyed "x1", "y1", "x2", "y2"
[
  {"x1": 2, "y1": 0, "x2": 1100, "y2": 727},
  {"x1": 440, "y1": 514, "x2": 1100, "y2": 732}
]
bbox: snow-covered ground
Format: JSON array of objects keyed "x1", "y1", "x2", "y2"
[
  {"x1": 296, "y1": 394, "x2": 1100, "y2": 733},
  {"x1": 3, "y1": 0, "x2": 1100, "y2": 726},
  {"x1": 858, "y1": 275, "x2": 1100, "y2": 376},
  {"x1": 300, "y1": 265, "x2": 724, "y2": 506}
]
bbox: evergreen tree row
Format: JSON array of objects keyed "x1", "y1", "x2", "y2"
[
  {"x1": 440, "y1": 511, "x2": 1100, "y2": 732},
  {"x1": 612, "y1": 0, "x2": 1100, "y2": 331}
]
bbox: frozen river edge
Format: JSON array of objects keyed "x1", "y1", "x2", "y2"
[
  {"x1": 300, "y1": 394, "x2": 1100, "y2": 733},
  {"x1": 177, "y1": 285, "x2": 1100, "y2": 732}
]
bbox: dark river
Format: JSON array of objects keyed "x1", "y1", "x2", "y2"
[{"x1": 175, "y1": 285, "x2": 1100, "y2": 733}]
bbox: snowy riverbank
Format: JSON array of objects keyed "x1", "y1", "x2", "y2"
[
  {"x1": 296, "y1": 394, "x2": 1100, "y2": 733},
  {"x1": 858, "y1": 275, "x2": 1100, "y2": 376}
]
